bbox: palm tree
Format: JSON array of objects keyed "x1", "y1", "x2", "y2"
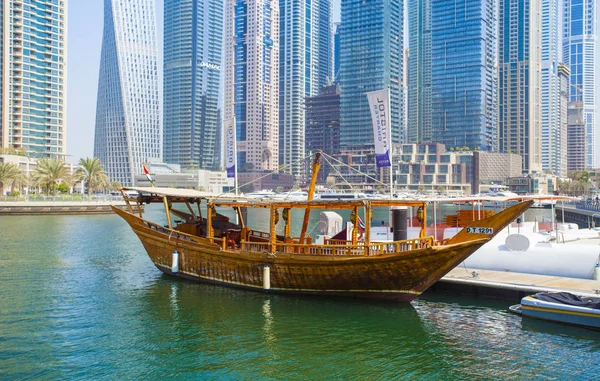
[
  {"x1": 0, "y1": 162, "x2": 21, "y2": 195},
  {"x1": 12, "y1": 171, "x2": 29, "y2": 195},
  {"x1": 77, "y1": 157, "x2": 109, "y2": 196},
  {"x1": 32, "y1": 158, "x2": 70, "y2": 195}
]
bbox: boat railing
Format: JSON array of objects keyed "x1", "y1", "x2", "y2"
[
  {"x1": 234, "y1": 236, "x2": 435, "y2": 256},
  {"x1": 367, "y1": 237, "x2": 434, "y2": 256},
  {"x1": 142, "y1": 219, "x2": 200, "y2": 243}
]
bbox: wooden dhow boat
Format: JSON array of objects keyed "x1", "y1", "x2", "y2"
[{"x1": 113, "y1": 156, "x2": 533, "y2": 302}]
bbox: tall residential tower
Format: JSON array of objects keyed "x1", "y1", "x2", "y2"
[
  {"x1": 498, "y1": 0, "x2": 542, "y2": 173},
  {"x1": 163, "y1": 0, "x2": 222, "y2": 170},
  {"x1": 564, "y1": 0, "x2": 600, "y2": 168},
  {"x1": 430, "y1": 0, "x2": 498, "y2": 151},
  {"x1": 541, "y1": 0, "x2": 568, "y2": 176},
  {"x1": 339, "y1": 0, "x2": 404, "y2": 150},
  {"x1": 279, "y1": 0, "x2": 332, "y2": 177},
  {"x1": 224, "y1": 0, "x2": 279, "y2": 172},
  {"x1": 94, "y1": 0, "x2": 161, "y2": 186},
  {"x1": 1, "y1": 0, "x2": 67, "y2": 158},
  {"x1": 407, "y1": 0, "x2": 432, "y2": 143}
]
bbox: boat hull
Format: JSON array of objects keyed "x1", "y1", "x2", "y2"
[
  {"x1": 113, "y1": 200, "x2": 532, "y2": 302},
  {"x1": 521, "y1": 296, "x2": 600, "y2": 329},
  {"x1": 113, "y1": 207, "x2": 491, "y2": 302}
]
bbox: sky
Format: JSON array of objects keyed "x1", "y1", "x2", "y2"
[{"x1": 66, "y1": 0, "x2": 341, "y2": 165}]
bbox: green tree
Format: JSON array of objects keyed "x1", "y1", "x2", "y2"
[
  {"x1": 56, "y1": 182, "x2": 69, "y2": 194},
  {"x1": 77, "y1": 157, "x2": 110, "y2": 196},
  {"x1": 32, "y1": 158, "x2": 70, "y2": 195},
  {"x1": 0, "y1": 162, "x2": 21, "y2": 195}
]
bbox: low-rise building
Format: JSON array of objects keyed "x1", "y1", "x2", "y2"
[
  {"x1": 326, "y1": 143, "x2": 523, "y2": 195},
  {"x1": 396, "y1": 143, "x2": 471, "y2": 194},
  {"x1": 134, "y1": 162, "x2": 234, "y2": 193},
  {"x1": 0, "y1": 155, "x2": 84, "y2": 195},
  {"x1": 505, "y1": 173, "x2": 556, "y2": 195}
]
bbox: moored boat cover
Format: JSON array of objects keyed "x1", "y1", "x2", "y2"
[{"x1": 532, "y1": 292, "x2": 600, "y2": 310}]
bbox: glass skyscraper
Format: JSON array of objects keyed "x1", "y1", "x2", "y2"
[
  {"x1": 94, "y1": 0, "x2": 161, "y2": 186},
  {"x1": 278, "y1": 0, "x2": 332, "y2": 177},
  {"x1": 564, "y1": 0, "x2": 600, "y2": 168},
  {"x1": 334, "y1": 23, "x2": 341, "y2": 82},
  {"x1": 163, "y1": 0, "x2": 222, "y2": 170},
  {"x1": 339, "y1": 0, "x2": 404, "y2": 150},
  {"x1": 407, "y1": 0, "x2": 432, "y2": 143},
  {"x1": 1, "y1": 0, "x2": 67, "y2": 158},
  {"x1": 430, "y1": 0, "x2": 498, "y2": 151},
  {"x1": 224, "y1": 0, "x2": 279, "y2": 172},
  {"x1": 541, "y1": 0, "x2": 568, "y2": 176},
  {"x1": 498, "y1": 0, "x2": 542, "y2": 174}
]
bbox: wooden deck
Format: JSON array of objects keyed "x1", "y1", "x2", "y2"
[{"x1": 430, "y1": 268, "x2": 600, "y2": 301}]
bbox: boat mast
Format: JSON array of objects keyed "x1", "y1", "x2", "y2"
[{"x1": 299, "y1": 152, "x2": 322, "y2": 244}]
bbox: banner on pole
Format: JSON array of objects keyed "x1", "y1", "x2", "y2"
[
  {"x1": 224, "y1": 117, "x2": 237, "y2": 178},
  {"x1": 366, "y1": 89, "x2": 392, "y2": 167}
]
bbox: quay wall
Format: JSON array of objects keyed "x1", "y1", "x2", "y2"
[{"x1": 0, "y1": 201, "x2": 130, "y2": 215}]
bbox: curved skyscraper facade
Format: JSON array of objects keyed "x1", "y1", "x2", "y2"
[
  {"x1": 163, "y1": 0, "x2": 222, "y2": 170},
  {"x1": 94, "y1": 0, "x2": 160, "y2": 186}
]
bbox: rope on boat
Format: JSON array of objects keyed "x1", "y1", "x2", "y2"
[
  {"x1": 319, "y1": 151, "x2": 390, "y2": 192},
  {"x1": 216, "y1": 152, "x2": 315, "y2": 197}
]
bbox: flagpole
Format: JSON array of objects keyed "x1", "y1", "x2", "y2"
[
  {"x1": 387, "y1": 86, "x2": 393, "y2": 200},
  {"x1": 233, "y1": 116, "x2": 238, "y2": 196}
]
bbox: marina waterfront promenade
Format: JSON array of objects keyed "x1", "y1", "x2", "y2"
[
  {"x1": 1, "y1": 204, "x2": 599, "y2": 379},
  {"x1": 0, "y1": 195, "x2": 130, "y2": 215}
]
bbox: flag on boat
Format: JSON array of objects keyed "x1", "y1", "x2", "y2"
[
  {"x1": 357, "y1": 214, "x2": 365, "y2": 230},
  {"x1": 224, "y1": 117, "x2": 237, "y2": 178},
  {"x1": 142, "y1": 163, "x2": 155, "y2": 186},
  {"x1": 366, "y1": 88, "x2": 392, "y2": 167}
]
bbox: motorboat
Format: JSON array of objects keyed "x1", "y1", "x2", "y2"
[
  {"x1": 510, "y1": 292, "x2": 600, "y2": 329},
  {"x1": 272, "y1": 190, "x2": 308, "y2": 201},
  {"x1": 244, "y1": 190, "x2": 276, "y2": 199}
]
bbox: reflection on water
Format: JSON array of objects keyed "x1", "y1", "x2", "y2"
[{"x1": 1, "y1": 212, "x2": 599, "y2": 380}]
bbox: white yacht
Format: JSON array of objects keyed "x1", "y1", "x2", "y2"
[
  {"x1": 315, "y1": 192, "x2": 367, "y2": 200},
  {"x1": 244, "y1": 190, "x2": 276, "y2": 199},
  {"x1": 272, "y1": 190, "x2": 308, "y2": 201}
]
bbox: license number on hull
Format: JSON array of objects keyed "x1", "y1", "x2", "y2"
[{"x1": 466, "y1": 227, "x2": 493, "y2": 234}]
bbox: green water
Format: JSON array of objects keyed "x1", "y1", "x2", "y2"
[{"x1": 1, "y1": 206, "x2": 599, "y2": 380}]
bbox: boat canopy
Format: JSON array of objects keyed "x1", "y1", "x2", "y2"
[
  {"x1": 121, "y1": 186, "x2": 248, "y2": 202},
  {"x1": 121, "y1": 186, "x2": 576, "y2": 207}
]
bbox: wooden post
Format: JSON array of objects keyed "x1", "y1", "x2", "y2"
[
  {"x1": 119, "y1": 189, "x2": 134, "y2": 213},
  {"x1": 284, "y1": 208, "x2": 291, "y2": 238},
  {"x1": 207, "y1": 203, "x2": 214, "y2": 242},
  {"x1": 185, "y1": 201, "x2": 197, "y2": 218},
  {"x1": 269, "y1": 205, "x2": 277, "y2": 254},
  {"x1": 135, "y1": 201, "x2": 143, "y2": 218},
  {"x1": 420, "y1": 202, "x2": 428, "y2": 238},
  {"x1": 364, "y1": 204, "x2": 371, "y2": 255},
  {"x1": 352, "y1": 206, "x2": 358, "y2": 246},
  {"x1": 299, "y1": 152, "x2": 321, "y2": 244},
  {"x1": 163, "y1": 197, "x2": 173, "y2": 229}
]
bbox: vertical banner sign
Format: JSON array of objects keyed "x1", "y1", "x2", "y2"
[
  {"x1": 366, "y1": 89, "x2": 392, "y2": 167},
  {"x1": 224, "y1": 117, "x2": 237, "y2": 178}
]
